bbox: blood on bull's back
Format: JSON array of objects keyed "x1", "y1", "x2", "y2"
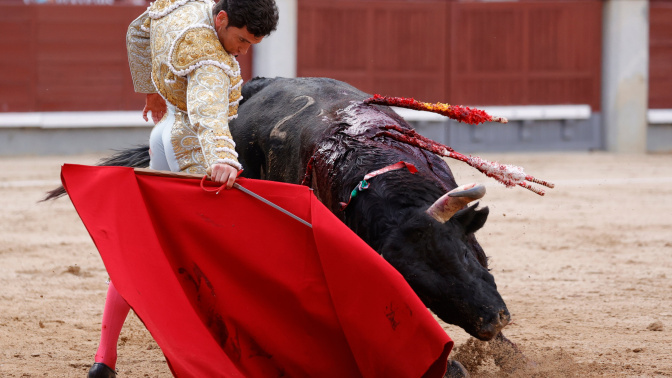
[{"x1": 231, "y1": 77, "x2": 510, "y2": 340}]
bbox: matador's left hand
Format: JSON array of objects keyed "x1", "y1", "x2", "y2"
[{"x1": 143, "y1": 93, "x2": 167, "y2": 124}]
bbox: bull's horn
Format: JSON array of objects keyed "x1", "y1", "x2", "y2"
[{"x1": 426, "y1": 183, "x2": 486, "y2": 223}]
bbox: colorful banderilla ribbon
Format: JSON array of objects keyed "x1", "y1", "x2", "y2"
[{"x1": 339, "y1": 161, "x2": 418, "y2": 211}]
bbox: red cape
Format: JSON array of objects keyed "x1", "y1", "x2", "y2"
[{"x1": 61, "y1": 164, "x2": 452, "y2": 377}]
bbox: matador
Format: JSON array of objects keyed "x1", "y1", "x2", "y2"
[{"x1": 87, "y1": 1, "x2": 278, "y2": 377}]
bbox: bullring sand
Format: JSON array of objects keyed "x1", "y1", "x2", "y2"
[{"x1": 1, "y1": 151, "x2": 671, "y2": 377}]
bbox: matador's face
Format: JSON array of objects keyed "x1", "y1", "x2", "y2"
[{"x1": 214, "y1": 10, "x2": 264, "y2": 57}]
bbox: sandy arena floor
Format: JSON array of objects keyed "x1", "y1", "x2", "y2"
[{"x1": 0, "y1": 151, "x2": 671, "y2": 377}]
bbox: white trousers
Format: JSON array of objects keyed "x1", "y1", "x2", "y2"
[{"x1": 148, "y1": 104, "x2": 181, "y2": 172}]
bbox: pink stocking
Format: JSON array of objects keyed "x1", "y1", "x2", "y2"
[{"x1": 94, "y1": 281, "x2": 131, "y2": 370}]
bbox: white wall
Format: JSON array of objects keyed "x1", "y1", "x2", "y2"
[
  {"x1": 602, "y1": 0, "x2": 649, "y2": 153},
  {"x1": 252, "y1": 0, "x2": 297, "y2": 79}
]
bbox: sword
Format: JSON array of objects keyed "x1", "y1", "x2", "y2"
[{"x1": 134, "y1": 168, "x2": 313, "y2": 228}]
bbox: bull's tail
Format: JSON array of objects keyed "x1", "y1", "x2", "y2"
[{"x1": 42, "y1": 145, "x2": 150, "y2": 201}]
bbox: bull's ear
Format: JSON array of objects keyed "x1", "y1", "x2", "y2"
[{"x1": 454, "y1": 205, "x2": 489, "y2": 234}]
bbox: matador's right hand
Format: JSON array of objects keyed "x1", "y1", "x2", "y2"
[{"x1": 207, "y1": 163, "x2": 239, "y2": 189}]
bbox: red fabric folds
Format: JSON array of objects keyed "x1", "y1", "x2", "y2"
[{"x1": 61, "y1": 164, "x2": 452, "y2": 378}]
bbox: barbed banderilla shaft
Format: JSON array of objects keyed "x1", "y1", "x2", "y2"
[
  {"x1": 365, "y1": 95, "x2": 509, "y2": 125},
  {"x1": 375, "y1": 125, "x2": 555, "y2": 196}
]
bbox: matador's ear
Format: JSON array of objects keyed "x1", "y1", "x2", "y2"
[{"x1": 215, "y1": 10, "x2": 228, "y2": 29}]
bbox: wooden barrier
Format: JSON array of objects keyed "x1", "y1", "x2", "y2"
[
  {"x1": 298, "y1": 0, "x2": 603, "y2": 110},
  {"x1": 0, "y1": 4, "x2": 253, "y2": 112},
  {"x1": 650, "y1": 0, "x2": 672, "y2": 109},
  {"x1": 0, "y1": 1, "x2": 668, "y2": 113}
]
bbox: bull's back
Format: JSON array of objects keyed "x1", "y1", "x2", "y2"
[{"x1": 231, "y1": 77, "x2": 369, "y2": 182}]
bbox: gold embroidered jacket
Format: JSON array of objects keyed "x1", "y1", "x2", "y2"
[{"x1": 126, "y1": 0, "x2": 242, "y2": 172}]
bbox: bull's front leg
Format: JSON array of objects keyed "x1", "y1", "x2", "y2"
[{"x1": 443, "y1": 360, "x2": 470, "y2": 378}]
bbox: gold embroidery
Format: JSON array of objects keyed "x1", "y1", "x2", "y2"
[
  {"x1": 143, "y1": 16, "x2": 151, "y2": 30},
  {"x1": 151, "y1": 20, "x2": 242, "y2": 116},
  {"x1": 187, "y1": 65, "x2": 240, "y2": 169},
  {"x1": 149, "y1": 0, "x2": 192, "y2": 19},
  {"x1": 170, "y1": 110, "x2": 208, "y2": 173},
  {"x1": 126, "y1": 12, "x2": 155, "y2": 93},
  {"x1": 153, "y1": 64, "x2": 189, "y2": 111},
  {"x1": 145, "y1": 0, "x2": 242, "y2": 170},
  {"x1": 171, "y1": 27, "x2": 239, "y2": 74},
  {"x1": 148, "y1": 0, "x2": 172, "y2": 15}
]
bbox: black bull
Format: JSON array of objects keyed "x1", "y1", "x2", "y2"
[
  {"x1": 46, "y1": 77, "x2": 510, "y2": 341},
  {"x1": 233, "y1": 77, "x2": 509, "y2": 340}
]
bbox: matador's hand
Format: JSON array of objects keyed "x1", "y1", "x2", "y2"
[
  {"x1": 143, "y1": 93, "x2": 167, "y2": 124},
  {"x1": 208, "y1": 163, "x2": 239, "y2": 189}
]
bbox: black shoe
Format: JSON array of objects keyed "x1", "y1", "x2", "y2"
[{"x1": 88, "y1": 362, "x2": 116, "y2": 378}]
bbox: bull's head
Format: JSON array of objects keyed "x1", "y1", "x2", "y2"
[{"x1": 380, "y1": 183, "x2": 510, "y2": 341}]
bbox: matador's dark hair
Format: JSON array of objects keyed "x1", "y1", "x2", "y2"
[{"x1": 213, "y1": 0, "x2": 279, "y2": 38}]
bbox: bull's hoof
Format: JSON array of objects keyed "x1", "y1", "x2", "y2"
[
  {"x1": 87, "y1": 362, "x2": 116, "y2": 378},
  {"x1": 444, "y1": 359, "x2": 470, "y2": 378}
]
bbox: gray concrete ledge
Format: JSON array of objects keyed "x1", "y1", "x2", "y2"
[
  {"x1": 647, "y1": 124, "x2": 672, "y2": 153},
  {"x1": 1, "y1": 108, "x2": 670, "y2": 155},
  {"x1": 0, "y1": 111, "x2": 152, "y2": 156},
  {"x1": 395, "y1": 105, "x2": 600, "y2": 153},
  {"x1": 410, "y1": 114, "x2": 603, "y2": 154},
  {"x1": 0, "y1": 127, "x2": 152, "y2": 156}
]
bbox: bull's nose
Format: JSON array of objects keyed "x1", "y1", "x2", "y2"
[
  {"x1": 477, "y1": 309, "x2": 511, "y2": 340},
  {"x1": 499, "y1": 309, "x2": 511, "y2": 327}
]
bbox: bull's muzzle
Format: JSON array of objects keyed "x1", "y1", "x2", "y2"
[{"x1": 477, "y1": 309, "x2": 511, "y2": 341}]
